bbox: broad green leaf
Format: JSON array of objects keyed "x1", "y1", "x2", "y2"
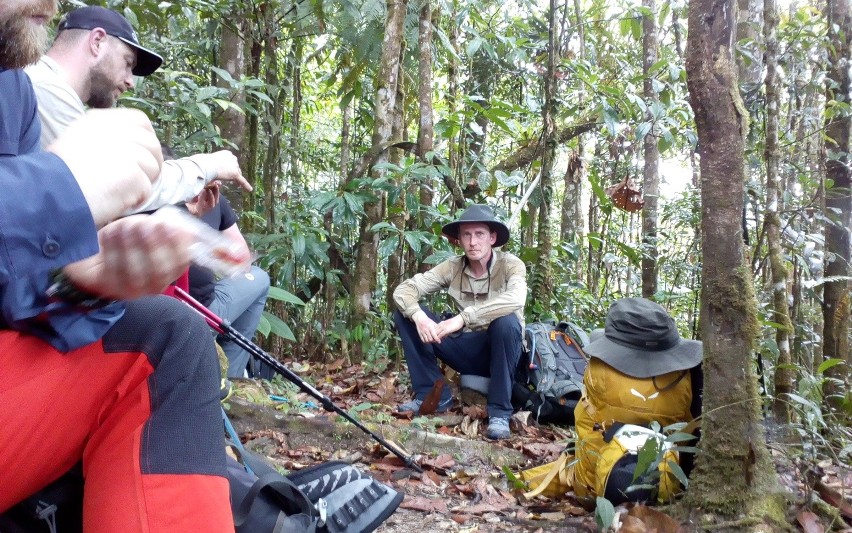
[
  {"x1": 817, "y1": 358, "x2": 845, "y2": 375},
  {"x1": 263, "y1": 311, "x2": 296, "y2": 342},
  {"x1": 595, "y1": 497, "x2": 616, "y2": 531},
  {"x1": 267, "y1": 286, "x2": 305, "y2": 306}
]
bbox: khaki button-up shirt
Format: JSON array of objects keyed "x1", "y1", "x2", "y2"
[{"x1": 393, "y1": 250, "x2": 527, "y2": 331}]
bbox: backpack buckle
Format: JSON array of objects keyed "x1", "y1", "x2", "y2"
[{"x1": 315, "y1": 497, "x2": 328, "y2": 526}]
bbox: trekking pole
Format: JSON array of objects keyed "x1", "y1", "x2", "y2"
[{"x1": 172, "y1": 287, "x2": 423, "y2": 473}]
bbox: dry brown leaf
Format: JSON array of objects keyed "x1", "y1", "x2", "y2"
[
  {"x1": 419, "y1": 378, "x2": 446, "y2": 415},
  {"x1": 797, "y1": 510, "x2": 825, "y2": 533},
  {"x1": 511, "y1": 411, "x2": 534, "y2": 427},
  {"x1": 400, "y1": 496, "x2": 449, "y2": 513},
  {"x1": 815, "y1": 480, "x2": 852, "y2": 521},
  {"x1": 422, "y1": 469, "x2": 442, "y2": 487},
  {"x1": 619, "y1": 515, "x2": 650, "y2": 533},
  {"x1": 459, "y1": 415, "x2": 481, "y2": 437},
  {"x1": 625, "y1": 505, "x2": 680, "y2": 533}
]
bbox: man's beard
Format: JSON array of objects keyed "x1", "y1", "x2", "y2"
[
  {"x1": 86, "y1": 63, "x2": 117, "y2": 108},
  {"x1": 0, "y1": 1, "x2": 55, "y2": 69}
]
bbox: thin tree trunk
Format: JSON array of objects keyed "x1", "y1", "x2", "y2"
[
  {"x1": 822, "y1": 0, "x2": 852, "y2": 400},
  {"x1": 684, "y1": 0, "x2": 784, "y2": 523},
  {"x1": 763, "y1": 0, "x2": 793, "y2": 423},
  {"x1": 350, "y1": 0, "x2": 408, "y2": 355},
  {"x1": 215, "y1": 18, "x2": 247, "y2": 212},
  {"x1": 288, "y1": 40, "x2": 303, "y2": 186},
  {"x1": 530, "y1": 0, "x2": 558, "y2": 318},
  {"x1": 411, "y1": 2, "x2": 438, "y2": 278},
  {"x1": 560, "y1": 151, "x2": 583, "y2": 242},
  {"x1": 386, "y1": 46, "x2": 407, "y2": 313},
  {"x1": 641, "y1": 0, "x2": 660, "y2": 300}
]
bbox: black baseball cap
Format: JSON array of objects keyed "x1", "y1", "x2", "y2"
[{"x1": 57, "y1": 6, "x2": 163, "y2": 76}]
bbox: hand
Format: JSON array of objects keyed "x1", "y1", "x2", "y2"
[
  {"x1": 47, "y1": 109, "x2": 162, "y2": 228},
  {"x1": 186, "y1": 182, "x2": 220, "y2": 217},
  {"x1": 62, "y1": 214, "x2": 195, "y2": 300},
  {"x1": 412, "y1": 310, "x2": 442, "y2": 344},
  {"x1": 434, "y1": 315, "x2": 465, "y2": 341},
  {"x1": 196, "y1": 150, "x2": 252, "y2": 192}
]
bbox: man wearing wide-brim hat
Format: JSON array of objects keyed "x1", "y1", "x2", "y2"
[{"x1": 392, "y1": 204, "x2": 527, "y2": 440}]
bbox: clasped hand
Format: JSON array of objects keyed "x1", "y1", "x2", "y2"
[{"x1": 413, "y1": 311, "x2": 464, "y2": 344}]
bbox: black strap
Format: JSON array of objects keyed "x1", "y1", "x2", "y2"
[
  {"x1": 602, "y1": 421, "x2": 626, "y2": 443},
  {"x1": 233, "y1": 473, "x2": 314, "y2": 527},
  {"x1": 652, "y1": 370, "x2": 688, "y2": 392}
]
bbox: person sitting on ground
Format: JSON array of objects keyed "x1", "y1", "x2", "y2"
[
  {"x1": 25, "y1": 5, "x2": 252, "y2": 213},
  {"x1": 186, "y1": 183, "x2": 271, "y2": 379},
  {"x1": 0, "y1": 1, "x2": 234, "y2": 530},
  {"x1": 524, "y1": 297, "x2": 703, "y2": 506},
  {"x1": 392, "y1": 204, "x2": 527, "y2": 440}
]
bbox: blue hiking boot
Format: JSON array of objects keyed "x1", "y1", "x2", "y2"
[{"x1": 486, "y1": 417, "x2": 511, "y2": 440}]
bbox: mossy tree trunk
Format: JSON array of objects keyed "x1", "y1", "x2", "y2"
[
  {"x1": 763, "y1": 0, "x2": 794, "y2": 423},
  {"x1": 530, "y1": 0, "x2": 558, "y2": 319},
  {"x1": 821, "y1": 0, "x2": 851, "y2": 403},
  {"x1": 349, "y1": 0, "x2": 407, "y2": 359},
  {"x1": 683, "y1": 0, "x2": 784, "y2": 526}
]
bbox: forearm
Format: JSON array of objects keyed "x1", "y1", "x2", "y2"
[
  {"x1": 127, "y1": 156, "x2": 214, "y2": 213},
  {"x1": 392, "y1": 262, "x2": 453, "y2": 318}
]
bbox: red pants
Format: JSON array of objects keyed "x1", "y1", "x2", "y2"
[{"x1": 0, "y1": 296, "x2": 234, "y2": 532}]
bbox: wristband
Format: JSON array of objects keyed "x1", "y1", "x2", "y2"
[{"x1": 47, "y1": 269, "x2": 115, "y2": 310}]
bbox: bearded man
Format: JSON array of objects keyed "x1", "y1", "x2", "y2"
[
  {"x1": 25, "y1": 5, "x2": 252, "y2": 214},
  {"x1": 0, "y1": 1, "x2": 235, "y2": 531}
]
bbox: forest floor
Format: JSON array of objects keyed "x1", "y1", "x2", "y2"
[{"x1": 224, "y1": 360, "x2": 852, "y2": 532}]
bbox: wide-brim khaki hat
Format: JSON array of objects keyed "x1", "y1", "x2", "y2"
[{"x1": 583, "y1": 298, "x2": 702, "y2": 378}]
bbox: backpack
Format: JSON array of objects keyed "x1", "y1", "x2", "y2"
[
  {"x1": 228, "y1": 445, "x2": 403, "y2": 533},
  {"x1": 0, "y1": 448, "x2": 402, "y2": 533},
  {"x1": 511, "y1": 320, "x2": 589, "y2": 425}
]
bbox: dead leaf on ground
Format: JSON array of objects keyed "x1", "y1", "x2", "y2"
[
  {"x1": 797, "y1": 510, "x2": 825, "y2": 533},
  {"x1": 618, "y1": 514, "x2": 650, "y2": 533},
  {"x1": 624, "y1": 504, "x2": 682, "y2": 533},
  {"x1": 419, "y1": 378, "x2": 446, "y2": 415},
  {"x1": 400, "y1": 495, "x2": 449, "y2": 513},
  {"x1": 459, "y1": 415, "x2": 482, "y2": 437},
  {"x1": 511, "y1": 411, "x2": 534, "y2": 427},
  {"x1": 815, "y1": 479, "x2": 852, "y2": 521}
]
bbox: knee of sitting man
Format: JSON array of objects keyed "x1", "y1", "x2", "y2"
[{"x1": 487, "y1": 313, "x2": 522, "y2": 338}]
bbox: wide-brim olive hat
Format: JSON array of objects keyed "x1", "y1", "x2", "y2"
[
  {"x1": 583, "y1": 298, "x2": 702, "y2": 378},
  {"x1": 441, "y1": 204, "x2": 510, "y2": 247}
]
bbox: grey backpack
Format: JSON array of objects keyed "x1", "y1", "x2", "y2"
[{"x1": 229, "y1": 447, "x2": 403, "y2": 533}]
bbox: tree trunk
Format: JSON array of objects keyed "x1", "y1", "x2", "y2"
[
  {"x1": 762, "y1": 0, "x2": 793, "y2": 423},
  {"x1": 349, "y1": 0, "x2": 408, "y2": 353},
  {"x1": 215, "y1": 18, "x2": 247, "y2": 212},
  {"x1": 821, "y1": 0, "x2": 852, "y2": 401},
  {"x1": 530, "y1": 0, "x2": 558, "y2": 319},
  {"x1": 288, "y1": 40, "x2": 303, "y2": 186},
  {"x1": 684, "y1": 0, "x2": 784, "y2": 524},
  {"x1": 560, "y1": 151, "x2": 583, "y2": 243},
  {"x1": 641, "y1": 0, "x2": 660, "y2": 300},
  {"x1": 386, "y1": 45, "x2": 407, "y2": 313}
]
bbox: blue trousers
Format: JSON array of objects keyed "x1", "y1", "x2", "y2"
[
  {"x1": 208, "y1": 265, "x2": 270, "y2": 378},
  {"x1": 393, "y1": 307, "x2": 522, "y2": 418}
]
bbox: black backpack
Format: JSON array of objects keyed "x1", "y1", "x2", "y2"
[
  {"x1": 512, "y1": 320, "x2": 589, "y2": 425},
  {"x1": 0, "y1": 447, "x2": 402, "y2": 533}
]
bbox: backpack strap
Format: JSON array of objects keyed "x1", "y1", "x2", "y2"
[{"x1": 233, "y1": 473, "x2": 316, "y2": 528}]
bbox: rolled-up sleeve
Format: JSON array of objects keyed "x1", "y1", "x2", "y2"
[{"x1": 392, "y1": 260, "x2": 455, "y2": 319}]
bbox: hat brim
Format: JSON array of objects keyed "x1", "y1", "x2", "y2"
[
  {"x1": 441, "y1": 220, "x2": 510, "y2": 247},
  {"x1": 119, "y1": 37, "x2": 163, "y2": 76},
  {"x1": 583, "y1": 334, "x2": 702, "y2": 378}
]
